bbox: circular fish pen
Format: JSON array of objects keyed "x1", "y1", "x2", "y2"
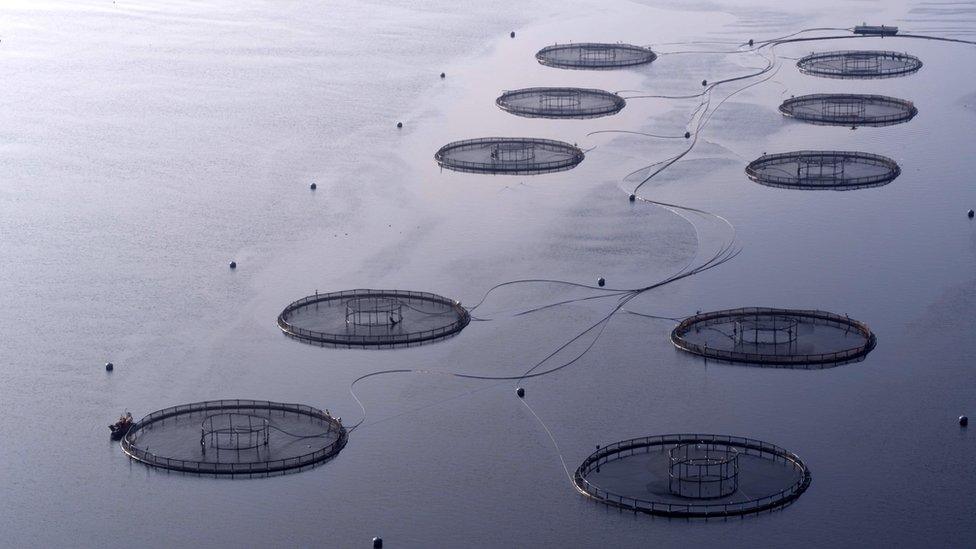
[
  {"x1": 779, "y1": 94, "x2": 917, "y2": 127},
  {"x1": 278, "y1": 289, "x2": 470, "y2": 348},
  {"x1": 670, "y1": 307, "x2": 876, "y2": 367},
  {"x1": 496, "y1": 87, "x2": 626, "y2": 119},
  {"x1": 745, "y1": 150, "x2": 900, "y2": 190},
  {"x1": 434, "y1": 137, "x2": 584, "y2": 175},
  {"x1": 121, "y1": 399, "x2": 347, "y2": 477},
  {"x1": 797, "y1": 50, "x2": 922, "y2": 79},
  {"x1": 536, "y1": 43, "x2": 656, "y2": 70},
  {"x1": 574, "y1": 434, "x2": 811, "y2": 518}
]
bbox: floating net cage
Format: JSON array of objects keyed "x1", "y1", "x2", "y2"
[
  {"x1": 434, "y1": 137, "x2": 584, "y2": 175},
  {"x1": 745, "y1": 150, "x2": 900, "y2": 190},
  {"x1": 536, "y1": 43, "x2": 657, "y2": 70},
  {"x1": 779, "y1": 94, "x2": 917, "y2": 127},
  {"x1": 796, "y1": 50, "x2": 922, "y2": 79},
  {"x1": 670, "y1": 307, "x2": 877, "y2": 368},
  {"x1": 121, "y1": 400, "x2": 347, "y2": 477},
  {"x1": 496, "y1": 87, "x2": 626, "y2": 119},
  {"x1": 574, "y1": 434, "x2": 811, "y2": 518},
  {"x1": 278, "y1": 289, "x2": 470, "y2": 349}
]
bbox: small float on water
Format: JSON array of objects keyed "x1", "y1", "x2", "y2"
[{"x1": 109, "y1": 412, "x2": 133, "y2": 440}]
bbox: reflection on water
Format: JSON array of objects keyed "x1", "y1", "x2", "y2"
[{"x1": 1, "y1": 0, "x2": 974, "y2": 546}]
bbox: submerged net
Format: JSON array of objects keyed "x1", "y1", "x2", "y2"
[
  {"x1": 496, "y1": 87, "x2": 626, "y2": 119},
  {"x1": 746, "y1": 150, "x2": 900, "y2": 190},
  {"x1": 574, "y1": 433, "x2": 811, "y2": 518},
  {"x1": 435, "y1": 137, "x2": 584, "y2": 175},
  {"x1": 670, "y1": 307, "x2": 876, "y2": 367},
  {"x1": 121, "y1": 400, "x2": 346, "y2": 476},
  {"x1": 278, "y1": 289, "x2": 470, "y2": 348},
  {"x1": 536, "y1": 43, "x2": 656, "y2": 69},
  {"x1": 779, "y1": 94, "x2": 917, "y2": 126},
  {"x1": 796, "y1": 50, "x2": 922, "y2": 79}
]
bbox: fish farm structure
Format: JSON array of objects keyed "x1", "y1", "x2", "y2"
[
  {"x1": 670, "y1": 307, "x2": 877, "y2": 367},
  {"x1": 779, "y1": 94, "x2": 917, "y2": 127},
  {"x1": 535, "y1": 42, "x2": 656, "y2": 70},
  {"x1": 277, "y1": 289, "x2": 470, "y2": 348},
  {"x1": 121, "y1": 399, "x2": 347, "y2": 477},
  {"x1": 574, "y1": 433, "x2": 811, "y2": 518},
  {"x1": 434, "y1": 137, "x2": 585, "y2": 175},
  {"x1": 496, "y1": 87, "x2": 626, "y2": 119},
  {"x1": 796, "y1": 50, "x2": 922, "y2": 79},
  {"x1": 745, "y1": 150, "x2": 901, "y2": 191}
]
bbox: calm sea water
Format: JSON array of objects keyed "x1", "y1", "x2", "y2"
[{"x1": 1, "y1": 0, "x2": 974, "y2": 547}]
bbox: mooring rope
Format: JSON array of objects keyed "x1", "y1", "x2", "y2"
[{"x1": 342, "y1": 23, "x2": 976, "y2": 486}]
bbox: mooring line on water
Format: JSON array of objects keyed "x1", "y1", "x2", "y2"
[{"x1": 341, "y1": 23, "x2": 976, "y2": 476}]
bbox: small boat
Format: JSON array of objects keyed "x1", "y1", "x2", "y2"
[
  {"x1": 854, "y1": 24, "x2": 898, "y2": 36},
  {"x1": 109, "y1": 412, "x2": 133, "y2": 440}
]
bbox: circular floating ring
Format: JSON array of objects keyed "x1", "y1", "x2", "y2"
[
  {"x1": 496, "y1": 87, "x2": 626, "y2": 119},
  {"x1": 536, "y1": 43, "x2": 656, "y2": 70},
  {"x1": 278, "y1": 289, "x2": 470, "y2": 348},
  {"x1": 434, "y1": 137, "x2": 584, "y2": 175},
  {"x1": 745, "y1": 150, "x2": 900, "y2": 190},
  {"x1": 574, "y1": 433, "x2": 811, "y2": 518},
  {"x1": 780, "y1": 94, "x2": 917, "y2": 127},
  {"x1": 670, "y1": 307, "x2": 877, "y2": 367},
  {"x1": 121, "y1": 399, "x2": 346, "y2": 476},
  {"x1": 797, "y1": 50, "x2": 922, "y2": 79}
]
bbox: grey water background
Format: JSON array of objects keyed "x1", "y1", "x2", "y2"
[{"x1": 1, "y1": 0, "x2": 975, "y2": 546}]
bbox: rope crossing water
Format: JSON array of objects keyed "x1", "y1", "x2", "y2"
[{"x1": 344, "y1": 24, "x2": 976, "y2": 487}]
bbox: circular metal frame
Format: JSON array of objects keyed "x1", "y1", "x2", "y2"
[
  {"x1": 536, "y1": 43, "x2": 656, "y2": 70},
  {"x1": 278, "y1": 289, "x2": 470, "y2": 348},
  {"x1": 796, "y1": 50, "x2": 922, "y2": 79},
  {"x1": 496, "y1": 87, "x2": 626, "y2": 119},
  {"x1": 671, "y1": 307, "x2": 876, "y2": 366},
  {"x1": 746, "y1": 150, "x2": 900, "y2": 190},
  {"x1": 574, "y1": 433, "x2": 811, "y2": 518},
  {"x1": 779, "y1": 94, "x2": 917, "y2": 126},
  {"x1": 434, "y1": 137, "x2": 584, "y2": 175},
  {"x1": 121, "y1": 399, "x2": 347, "y2": 476},
  {"x1": 668, "y1": 442, "x2": 740, "y2": 499},
  {"x1": 201, "y1": 413, "x2": 270, "y2": 451},
  {"x1": 345, "y1": 297, "x2": 403, "y2": 327}
]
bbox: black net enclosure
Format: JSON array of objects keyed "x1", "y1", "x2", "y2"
[
  {"x1": 670, "y1": 307, "x2": 877, "y2": 367},
  {"x1": 434, "y1": 137, "x2": 584, "y2": 175},
  {"x1": 779, "y1": 94, "x2": 917, "y2": 127},
  {"x1": 496, "y1": 87, "x2": 626, "y2": 119},
  {"x1": 574, "y1": 434, "x2": 811, "y2": 518},
  {"x1": 796, "y1": 50, "x2": 922, "y2": 79},
  {"x1": 745, "y1": 151, "x2": 900, "y2": 190},
  {"x1": 121, "y1": 400, "x2": 347, "y2": 477},
  {"x1": 536, "y1": 43, "x2": 656, "y2": 69},
  {"x1": 278, "y1": 289, "x2": 470, "y2": 348}
]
